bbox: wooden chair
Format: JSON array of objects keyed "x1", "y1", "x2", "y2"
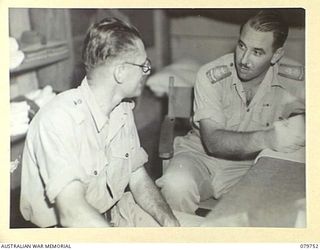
[
  {"x1": 158, "y1": 76, "x2": 193, "y2": 161},
  {"x1": 158, "y1": 75, "x2": 207, "y2": 176}
]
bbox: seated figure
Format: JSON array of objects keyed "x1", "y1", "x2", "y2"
[{"x1": 156, "y1": 10, "x2": 305, "y2": 214}]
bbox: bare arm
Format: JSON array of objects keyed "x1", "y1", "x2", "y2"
[
  {"x1": 56, "y1": 180, "x2": 111, "y2": 228},
  {"x1": 200, "y1": 115, "x2": 305, "y2": 161},
  {"x1": 200, "y1": 119, "x2": 267, "y2": 160},
  {"x1": 129, "y1": 167, "x2": 180, "y2": 227}
]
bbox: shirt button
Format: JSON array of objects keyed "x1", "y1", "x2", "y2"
[
  {"x1": 246, "y1": 108, "x2": 250, "y2": 112},
  {"x1": 77, "y1": 99, "x2": 82, "y2": 104},
  {"x1": 125, "y1": 153, "x2": 129, "y2": 158},
  {"x1": 93, "y1": 170, "x2": 98, "y2": 175},
  {"x1": 266, "y1": 122, "x2": 270, "y2": 127}
]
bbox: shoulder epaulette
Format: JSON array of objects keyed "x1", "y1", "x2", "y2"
[
  {"x1": 278, "y1": 63, "x2": 304, "y2": 81},
  {"x1": 206, "y1": 65, "x2": 232, "y2": 84}
]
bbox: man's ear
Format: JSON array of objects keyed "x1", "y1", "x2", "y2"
[
  {"x1": 113, "y1": 64, "x2": 126, "y2": 84},
  {"x1": 271, "y1": 47, "x2": 284, "y2": 65}
]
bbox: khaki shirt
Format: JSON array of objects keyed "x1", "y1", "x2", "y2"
[
  {"x1": 20, "y1": 78, "x2": 148, "y2": 227},
  {"x1": 174, "y1": 53, "x2": 305, "y2": 156},
  {"x1": 193, "y1": 53, "x2": 305, "y2": 132}
]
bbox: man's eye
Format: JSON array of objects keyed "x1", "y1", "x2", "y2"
[
  {"x1": 254, "y1": 50, "x2": 263, "y2": 56},
  {"x1": 238, "y1": 43, "x2": 245, "y2": 50}
]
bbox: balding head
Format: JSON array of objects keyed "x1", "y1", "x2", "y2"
[{"x1": 82, "y1": 17, "x2": 143, "y2": 76}]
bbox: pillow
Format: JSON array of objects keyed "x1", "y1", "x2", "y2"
[{"x1": 146, "y1": 58, "x2": 201, "y2": 97}]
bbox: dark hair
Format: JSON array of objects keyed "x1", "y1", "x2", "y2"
[
  {"x1": 240, "y1": 10, "x2": 289, "y2": 51},
  {"x1": 82, "y1": 17, "x2": 142, "y2": 73}
]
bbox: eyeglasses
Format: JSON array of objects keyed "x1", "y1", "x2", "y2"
[{"x1": 124, "y1": 58, "x2": 152, "y2": 75}]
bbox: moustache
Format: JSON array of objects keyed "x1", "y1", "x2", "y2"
[{"x1": 239, "y1": 63, "x2": 250, "y2": 69}]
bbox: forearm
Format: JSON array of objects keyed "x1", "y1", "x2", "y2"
[
  {"x1": 202, "y1": 129, "x2": 269, "y2": 160},
  {"x1": 200, "y1": 112, "x2": 305, "y2": 160},
  {"x1": 129, "y1": 167, "x2": 179, "y2": 226}
]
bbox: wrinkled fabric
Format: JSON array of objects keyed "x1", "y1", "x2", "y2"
[
  {"x1": 20, "y1": 77, "x2": 148, "y2": 227},
  {"x1": 157, "y1": 54, "x2": 305, "y2": 213},
  {"x1": 110, "y1": 192, "x2": 160, "y2": 227}
]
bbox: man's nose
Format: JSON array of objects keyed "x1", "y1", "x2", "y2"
[{"x1": 240, "y1": 50, "x2": 250, "y2": 66}]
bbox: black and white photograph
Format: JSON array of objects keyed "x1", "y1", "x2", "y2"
[{"x1": 8, "y1": 7, "x2": 308, "y2": 232}]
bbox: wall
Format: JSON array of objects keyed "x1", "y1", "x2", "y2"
[
  {"x1": 9, "y1": 9, "x2": 74, "y2": 98},
  {"x1": 29, "y1": 9, "x2": 74, "y2": 92},
  {"x1": 69, "y1": 9, "x2": 160, "y2": 85},
  {"x1": 170, "y1": 13, "x2": 305, "y2": 65},
  {"x1": 9, "y1": 9, "x2": 38, "y2": 99}
]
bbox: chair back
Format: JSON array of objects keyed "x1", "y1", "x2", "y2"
[
  {"x1": 168, "y1": 76, "x2": 194, "y2": 119},
  {"x1": 158, "y1": 76, "x2": 194, "y2": 161}
]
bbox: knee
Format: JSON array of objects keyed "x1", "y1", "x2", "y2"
[
  {"x1": 157, "y1": 172, "x2": 199, "y2": 213},
  {"x1": 165, "y1": 154, "x2": 196, "y2": 175},
  {"x1": 159, "y1": 172, "x2": 194, "y2": 197},
  {"x1": 159, "y1": 156, "x2": 196, "y2": 194},
  {"x1": 156, "y1": 155, "x2": 200, "y2": 213}
]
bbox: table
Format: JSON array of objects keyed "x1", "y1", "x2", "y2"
[
  {"x1": 202, "y1": 157, "x2": 306, "y2": 227},
  {"x1": 174, "y1": 157, "x2": 306, "y2": 227}
]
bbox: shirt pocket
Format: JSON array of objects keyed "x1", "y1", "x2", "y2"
[
  {"x1": 85, "y1": 170, "x2": 114, "y2": 213},
  {"x1": 251, "y1": 104, "x2": 272, "y2": 128},
  {"x1": 110, "y1": 141, "x2": 130, "y2": 160}
]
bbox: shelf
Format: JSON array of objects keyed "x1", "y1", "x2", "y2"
[{"x1": 10, "y1": 51, "x2": 69, "y2": 75}]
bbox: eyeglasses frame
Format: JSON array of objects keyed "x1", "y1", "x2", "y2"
[{"x1": 124, "y1": 58, "x2": 152, "y2": 74}]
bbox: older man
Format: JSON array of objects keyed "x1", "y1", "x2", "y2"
[
  {"x1": 156, "y1": 10, "x2": 305, "y2": 213},
  {"x1": 20, "y1": 17, "x2": 180, "y2": 227}
]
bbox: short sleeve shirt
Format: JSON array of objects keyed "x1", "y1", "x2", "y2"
[
  {"x1": 193, "y1": 53, "x2": 305, "y2": 132},
  {"x1": 20, "y1": 77, "x2": 148, "y2": 227}
]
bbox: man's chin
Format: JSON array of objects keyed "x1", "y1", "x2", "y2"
[{"x1": 237, "y1": 72, "x2": 253, "y2": 82}]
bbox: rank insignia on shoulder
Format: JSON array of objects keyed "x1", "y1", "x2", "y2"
[
  {"x1": 206, "y1": 65, "x2": 232, "y2": 84},
  {"x1": 278, "y1": 63, "x2": 304, "y2": 81}
]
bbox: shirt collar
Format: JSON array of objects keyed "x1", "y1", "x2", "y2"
[
  {"x1": 79, "y1": 77, "x2": 109, "y2": 132},
  {"x1": 271, "y1": 62, "x2": 285, "y2": 88},
  {"x1": 232, "y1": 63, "x2": 281, "y2": 107}
]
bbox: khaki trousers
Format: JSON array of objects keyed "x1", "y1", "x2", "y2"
[{"x1": 109, "y1": 192, "x2": 160, "y2": 227}]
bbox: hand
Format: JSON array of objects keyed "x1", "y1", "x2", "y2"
[{"x1": 266, "y1": 115, "x2": 305, "y2": 153}]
